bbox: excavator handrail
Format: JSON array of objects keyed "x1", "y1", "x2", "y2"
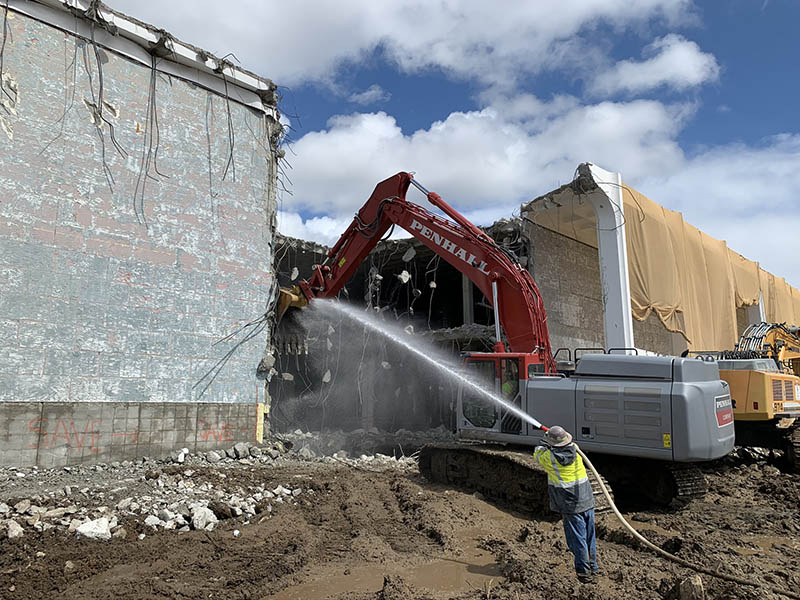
[{"x1": 292, "y1": 172, "x2": 556, "y2": 372}]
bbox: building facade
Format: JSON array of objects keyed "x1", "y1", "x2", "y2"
[{"x1": 0, "y1": 0, "x2": 280, "y2": 466}]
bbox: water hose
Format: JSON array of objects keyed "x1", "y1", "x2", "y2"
[{"x1": 576, "y1": 445, "x2": 800, "y2": 599}]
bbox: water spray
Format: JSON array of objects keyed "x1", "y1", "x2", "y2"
[{"x1": 314, "y1": 299, "x2": 547, "y2": 432}]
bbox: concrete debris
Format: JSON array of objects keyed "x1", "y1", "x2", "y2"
[
  {"x1": 397, "y1": 270, "x2": 411, "y2": 283},
  {"x1": 678, "y1": 575, "x2": 705, "y2": 600},
  {"x1": 76, "y1": 517, "x2": 111, "y2": 541},
  {"x1": 4, "y1": 519, "x2": 24, "y2": 539},
  {"x1": 401, "y1": 247, "x2": 416, "y2": 262},
  {"x1": 144, "y1": 515, "x2": 161, "y2": 529},
  {"x1": 281, "y1": 372, "x2": 294, "y2": 381},
  {"x1": 429, "y1": 280, "x2": 436, "y2": 288},
  {"x1": 0, "y1": 428, "x2": 450, "y2": 542},
  {"x1": 290, "y1": 266, "x2": 299, "y2": 280},
  {"x1": 191, "y1": 507, "x2": 218, "y2": 531},
  {"x1": 233, "y1": 442, "x2": 251, "y2": 459},
  {"x1": 322, "y1": 369, "x2": 331, "y2": 383}
]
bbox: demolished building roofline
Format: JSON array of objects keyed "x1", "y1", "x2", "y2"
[{"x1": 9, "y1": 0, "x2": 279, "y2": 113}]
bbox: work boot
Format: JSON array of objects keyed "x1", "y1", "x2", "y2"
[{"x1": 577, "y1": 572, "x2": 597, "y2": 584}]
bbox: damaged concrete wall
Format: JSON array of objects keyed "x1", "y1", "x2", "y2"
[{"x1": 0, "y1": 8, "x2": 279, "y2": 465}]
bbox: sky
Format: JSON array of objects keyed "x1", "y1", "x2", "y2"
[{"x1": 109, "y1": 0, "x2": 800, "y2": 287}]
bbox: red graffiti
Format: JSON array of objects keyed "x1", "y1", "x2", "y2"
[
  {"x1": 28, "y1": 418, "x2": 104, "y2": 453},
  {"x1": 198, "y1": 419, "x2": 234, "y2": 442}
]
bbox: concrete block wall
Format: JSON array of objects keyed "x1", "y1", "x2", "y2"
[
  {"x1": 526, "y1": 223, "x2": 606, "y2": 353},
  {"x1": 0, "y1": 9, "x2": 278, "y2": 465},
  {"x1": 0, "y1": 402, "x2": 262, "y2": 467}
]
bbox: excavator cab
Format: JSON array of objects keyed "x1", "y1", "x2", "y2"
[{"x1": 458, "y1": 353, "x2": 544, "y2": 435}]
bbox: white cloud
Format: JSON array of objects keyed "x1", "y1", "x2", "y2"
[
  {"x1": 107, "y1": 0, "x2": 695, "y2": 88},
  {"x1": 348, "y1": 84, "x2": 391, "y2": 105},
  {"x1": 282, "y1": 103, "x2": 799, "y2": 286},
  {"x1": 276, "y1": 211, "x2": 351, "y2": 245},
  {"x1": 279, "y1": 96, "x2": 688, "y2": 224},
  {"x1": 590, "y1": 34, "x2": 720, "y2": 95}
]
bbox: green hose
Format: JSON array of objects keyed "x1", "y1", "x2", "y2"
[{"x1": 576, "y1": 446, "x2": 800, "y2": 600}]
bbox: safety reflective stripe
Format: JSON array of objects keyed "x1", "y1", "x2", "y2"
[{"x1": 534, "y1": 446, "x2": 589, "y2": 487}]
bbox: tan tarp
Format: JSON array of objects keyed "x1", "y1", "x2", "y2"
[
  {"x1": 728, "y1": 250, "x2": 760, "y2": 308},
  {"x1": 527, "y1": 182, "x2": 799, "y2": 351}
]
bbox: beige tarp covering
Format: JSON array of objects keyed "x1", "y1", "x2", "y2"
[{"x1": 528, "y1": 182, "x2": 799, "y2": 351}]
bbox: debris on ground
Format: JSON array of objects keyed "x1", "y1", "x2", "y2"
[{"x1": 0, "y1": 435, "x2": 797, "y2": 600}]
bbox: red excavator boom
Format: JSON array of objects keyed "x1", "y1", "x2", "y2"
[{"x1": 288, "y1": 172, "x2": 556, "y2": 373}]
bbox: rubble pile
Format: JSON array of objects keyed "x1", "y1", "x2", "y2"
[
  {"x1": 269, "y1": 425, "x2": 455, "y2": 459},
  {"x1": 0, "y1": 431, "x2": 433, "y2": 542}
]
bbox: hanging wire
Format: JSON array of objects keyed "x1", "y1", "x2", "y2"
[
  {"x1": 38, "y1": 36, "x2": 79, "y2": 155},
  {"x1": 0, "y1": 0, "x2": 11, "y2": 104},
  {"x1": 133, "y1": 54, "x2": 170, "y2": 225},
  {"x1": 193, "y1": 313, "x2": 271, "y2": 399}
]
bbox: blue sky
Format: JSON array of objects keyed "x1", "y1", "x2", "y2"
[{"x1": 112, "y1": 0, "x2": 799, "y2": 286}]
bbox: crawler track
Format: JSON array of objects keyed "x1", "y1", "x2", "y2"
[
  {"x1": 786, "y1": 426, "x2": 800, "y2": 473},
  {"x1": 418, "y1": 443, "x2": 614, "y2": 515}
]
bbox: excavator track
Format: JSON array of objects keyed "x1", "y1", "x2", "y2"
[
  {"x1": 418, "y1": 443, "x2": 614, "y2": 516},
  {"x1": 660, "y1": 463, "x2": 707, "y2": 507},
  {"x1": 785, "y1": 425, "x2": 800, "y2": 473}
]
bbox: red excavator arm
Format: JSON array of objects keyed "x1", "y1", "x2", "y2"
[{"x1": 289, "y1": 172, "x2": 556, "y2": 373}]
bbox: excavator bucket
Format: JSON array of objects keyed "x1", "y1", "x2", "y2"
[
  {"x1": 276, "y1": 286, "x2": 309, "y2": 322},
  {"x1": 274, "y1": 286, "x2": 311, "y2": 355}
]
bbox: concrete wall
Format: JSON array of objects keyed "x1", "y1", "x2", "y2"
[
  {"x1": 0, "y1": 9, "x2": 278, "y2": 465},
  {"x1": 526, "y1": 223, "x2": 605, "y2": 353}
]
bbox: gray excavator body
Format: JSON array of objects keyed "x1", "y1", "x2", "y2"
[
  {"x1": 458, "y1": 354, "x2": 735, "y2": 462},
  {"x1": 420, "y1": 354, "x2": 734, "y2": 509}
]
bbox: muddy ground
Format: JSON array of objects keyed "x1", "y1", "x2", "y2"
[{"x1": 1, "y1": 447, "x2": 799, "y2": 600}]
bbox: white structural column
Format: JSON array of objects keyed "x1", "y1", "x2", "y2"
[
  {"x1": 746, "y1": 291, "x2": 767, "y2": 324},
  {"x1": 585, "y1": 163, "x2": 636, "y2": 351}
]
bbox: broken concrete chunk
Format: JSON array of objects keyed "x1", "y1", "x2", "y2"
[
  {"x1": 76, "y1": 517, "x2": 111, "y2": 541},
  {"x1": 290, "y1": 266, "x2": 299, "y2": 280},
  {"x1": 281, "y1": 372, "x2": 294, "y2": 381},
  {"x1": 429, "y1": 280, "x2": 437, "y2": 288},
  {"x1": 206, "y1": 450, "x2": 222, "y2": 463},
  {"x1": 4, "y1": 519, "x2": 24, "y2": 539},
  {"x1": 322, "y1": 369, "x2": 331, "y2": 384},
  {"x1": 233, "y1": 442, "x2": 251, "y2": 459},
  {"x1": 0, "y1": 503, "x2": 9, "y2": 516},
  {"x1": 191, "y1": 507, "x2": 218, "y2": 531},
  {"x1": 678, "y1": 575, "x2": 705, "y2": 600},
  {"x1": 298, "y1": 446, "x2": 315, "y2": 459},
  {"x1": 144, "y1": 515, "x2": 161, "y2": 529},
  {"x1": 13, "y1": 499, "x2": 31, "y2": 514},
  {"x1": 397, "y1": 270, "x2": 411, "y2": 283}
]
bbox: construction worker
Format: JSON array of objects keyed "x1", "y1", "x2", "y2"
[
  {"x1": 534, "y1": 425, "x2": 599, "y2": 583},
  {"x1": 501, "y1": 369, "x2": 516, "y2": 399}
]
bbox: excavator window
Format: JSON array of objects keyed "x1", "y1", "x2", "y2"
[
  {"x1": 462, "y1": 360, "x2": 497, "y2": 429},
  {"x1": 500, "y1": 359, "x2": 519, "y2": 400}
]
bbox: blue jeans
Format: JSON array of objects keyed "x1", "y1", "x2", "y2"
[{"x1": 562, "y1": 509, "x2": 598, "y2": 575}]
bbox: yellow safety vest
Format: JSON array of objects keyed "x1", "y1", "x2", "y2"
[
  {"x1": 534, "y1": 444, "x2": 594, "y2": 513},
  {"x1": 534, "y1": 445, "x2": 588, "y2": 487}
]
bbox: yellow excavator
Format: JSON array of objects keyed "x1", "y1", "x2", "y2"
[{"x1": 711, "y1": 323, "x2": 800, "y2": 470}]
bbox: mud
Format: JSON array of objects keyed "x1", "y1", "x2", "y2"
[{"x1": 1, "y1": 452, "x2": 799, "y2": 600}]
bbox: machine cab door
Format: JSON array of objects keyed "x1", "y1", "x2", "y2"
[{"x1": 457, "y1": 355, "x2": 524, "y2": 434}]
